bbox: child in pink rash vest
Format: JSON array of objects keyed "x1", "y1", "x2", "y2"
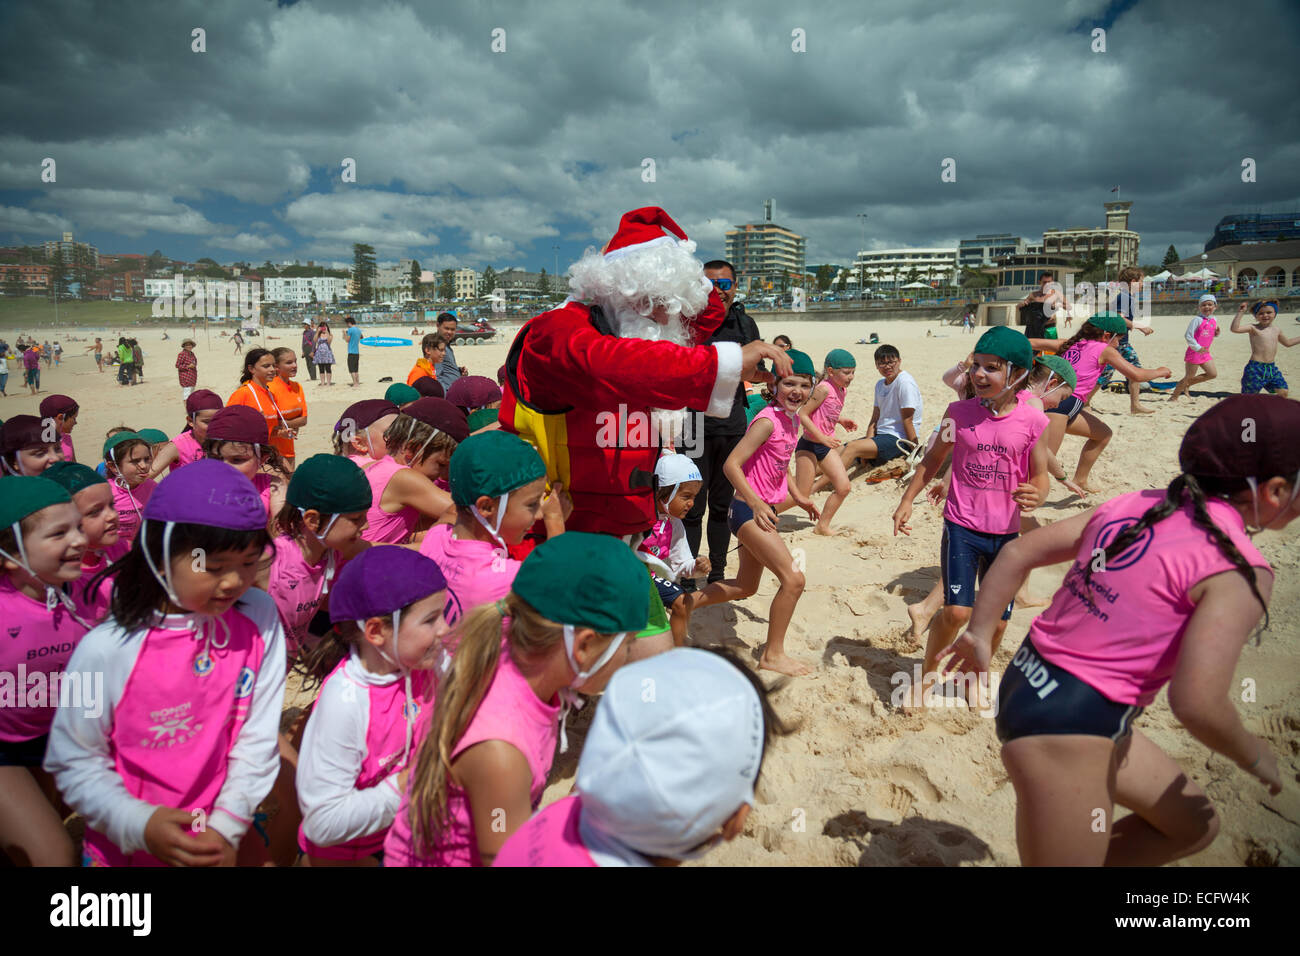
[
  {"x1": 494, "y1": 648, "x2": 782, "y2": 867},
  {"x1": 384, "y1": 532, "x2": 647, "y2": 867},
  {"x1": 40, "y1": 395, "x2": 80, "y2": 465},
  {"x1": 202, "y1": 405, "x2": 290, "y2": 522},
  {"x1": 262, "y1": 454, "x2": 373, "y2": 662},
  {"x1": 419, "y1": 430, "x2": 549, "y2": 630},
  {"x1": 45, "y1": 460, "x2": 286, "y2": 867},
  {"x1": 690, "y1": 350, "x2": 822, "y2": 677},
  {"x1": 42, "y1": 462, "x2": 121, "y2": 626},
  {"x1": 148, "y1": 389, "x2": 223, "y2": 479},
  {"x1": 893, "y1": 327, "x2": 1049, "y2": 700},
  {"x1": 356, "y1": 398, "x2": 464, "y2": 546},
  {"x1": 102, "y1": 431, "x2": 157, "y2": 563},
  {"x1": 294, "y1": 547, "x2": 449, "y2": 865},
  {"x1": 943, "y1": 394, "x2": 1297, "y2": 867},
  {"x1": 0, "y1": 475, "x2": 93, "y2": 866}
]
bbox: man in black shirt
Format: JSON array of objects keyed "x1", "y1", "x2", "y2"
[{"x1": 682, "y1": 259, "x2": 771, "y2": 588}]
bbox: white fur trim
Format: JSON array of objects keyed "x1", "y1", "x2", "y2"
[
  {"x1": 602, "y1": 235, "x2": 684, "y2": 261},
  {"x1": 707, "y1": 342, "x2": 743, "y2": 417}
]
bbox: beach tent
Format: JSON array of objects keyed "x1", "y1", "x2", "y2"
[
  {"x1": 900, "y1": 281, "x2": 931, "y2": 289},
  {"x1": 1146, "y1": 270, "x2": 1173, "y2": 282},
  {"x1": 1187, "y1": 267, "x2": 1220, "y2": 280}
]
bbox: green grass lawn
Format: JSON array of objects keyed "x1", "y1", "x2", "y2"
[{"x1": 0, "y1": 297, "x2": 157, "y2": 331}]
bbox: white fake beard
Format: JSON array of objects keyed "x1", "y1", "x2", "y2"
[
  {"x1": 608, "y1": 303, "x2": 689, "y2": 346},
  {"x1": 607, "y1": 303, "x2": 690, "y2": 443}
]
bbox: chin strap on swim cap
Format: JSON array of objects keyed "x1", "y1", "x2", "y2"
[
  {"x1": 415, "y1": 427, "x2": 442, "y2": 463},
  {"x1": 358, "y1": 608, "x2": 415, "y2": 766},
  {"x1": 980, "y1": 367, "x2": 1029, "y2": 413},
  {"x1": 0, "y1": 521, "x2": 85, "y2": 621},
  {"x1": 556, "y1": 623, "x2": 628, "y2": 753},
  {"x1": 1, "y1": 457, "x2": 25, "y2": 476},
  {"x1": 471, "y1": 491, "x2": 510, "y2": 552},
  {"x1": 299, "y1": 509, "x2": 341, "y2": 593},
  {"x1": 1247, "y1": 469, "x2": 1300, "y2": 533},
  {"x1": 141, "y1": 518, "x2": 232, "y2": 667}
]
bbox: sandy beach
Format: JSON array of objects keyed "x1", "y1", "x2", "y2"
[{"x1": 7, "y1": 310, "x2": 1298, "y2": 867}]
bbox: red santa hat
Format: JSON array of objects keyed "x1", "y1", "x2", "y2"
[{"x1": 601, "y1": 207, "x2": 690, "y2": 261}]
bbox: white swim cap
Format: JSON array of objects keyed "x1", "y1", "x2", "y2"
[
  {"x1": 654, "y1": 452, "x2": 701, "y2": 505},
  {"x1": 577, "y1": 648, "x2": 764, "y2": 862}
]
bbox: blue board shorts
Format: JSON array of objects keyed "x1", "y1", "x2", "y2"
[
  {"x1": 654, "y1": 576, "x2": 685, "y2": 609},
  {"x1": 996, "y1": 638, "x2": 1144, "y2": 743},
  {"x1": 1046, "y1": 393, "x2": 1084, "y2": 424},
  {"x1": 1241, "y1": 359, "x2": 1288, "y2": 394},
  {"x1": 853, "y1": 431, "x2": 905, "y2": 466},
  {"x1": 940, "y1": 519, "x2": 1016, "y2": 621},
  {"x1": 794, "y1": 437, "x2": 831, "y2": 461}
]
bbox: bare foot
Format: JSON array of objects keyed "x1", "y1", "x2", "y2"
[
  {"x1": 1075, "y1": 481, "x2": 1101, "y2": 495},
  {"x1": 759, "y1": 652, "x2": 812, "y2": 677},
  {"x1": 906, "y1": 603, "x2": 931, "y2": 643},
  {"x1": 1130, "y1": 404, "x2": 1155, "y2": 415},
  {"x1": 813, "y1": 524, "x2": 839, "y2": 536}
]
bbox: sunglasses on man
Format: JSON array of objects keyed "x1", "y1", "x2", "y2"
[{"x1": 710, "y1": 278, "x2": 734, "y2": 291}]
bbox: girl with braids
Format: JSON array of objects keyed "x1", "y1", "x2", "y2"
[
  {"x1": 1031, "y1": 312, "x2": 1172, "y2": 494},
  {"x1": 944, "y1": 394, "x2": 1297, "y2": 866},
  {"x1": 383, "y1": 532, "x2": 646, "y2": 867}
]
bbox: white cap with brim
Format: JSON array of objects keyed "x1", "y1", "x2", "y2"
[{"x1": 576, "y1": 648, "x2": 763, "y2": 864}]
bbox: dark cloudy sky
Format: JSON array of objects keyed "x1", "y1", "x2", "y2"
[{"x1": 1, "y1": 0, "x2": 1297, "y2": 273}]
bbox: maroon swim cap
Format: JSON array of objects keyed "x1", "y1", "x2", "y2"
[
  {"x1": 186, "y1": 389, "x2": 224, "y2": 415},
  {"x1": 1179, "y1": 395, "x2": 1300, "y2": 480},
  {"x1": 206, "y1": 405, "x2": 270, "y2": 445},
  {"x1": 411, "y1": 376, "x2": 445, "y2": 399}
]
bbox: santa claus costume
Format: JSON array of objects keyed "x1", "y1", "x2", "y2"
[{"x1": 500, "y1": 207, "x2": 744, "y2": 539}]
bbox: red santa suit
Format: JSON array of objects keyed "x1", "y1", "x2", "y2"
[{"x1": 501, "y1": 293, "x2": 739, "y2": 537}]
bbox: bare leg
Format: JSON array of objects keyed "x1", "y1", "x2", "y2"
[
  {"x1": 1106, "y1": 730, "x2": 1220, "y2": 865},
  {"x1": 813, "y1": 450, "x2": 851, "y2": 535},
  {"x1": 1129, "y1": 378, "x2": 1153, "y2": 414},
  {"x1": 793, "y1": 450, "x2": 818, "y2": 499},
  {"x1": 1000, "y1": 734, "x2": 1116, "y2": 865},
  {"x1": 907, "y1": 581, "x2": 943, "y2": 644},
  {"x1": 0, "y1": 766, "x2": 77, "y2": 866},
  {"x1": 668, "y1": 594, "x2": 690, "y2": 648},
  {"x1": 703, "y1": 519, "x2": 810, "y2": 676},
  {"x1": 1169, "y1": 362, "x2": 1199, "y2": 401},
  {"x1": 1068, "y1": 410, "x2": 1112, "y2": 492}
]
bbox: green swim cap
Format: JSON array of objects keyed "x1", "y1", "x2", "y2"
[
  {"x1": 467, "y1": 408, "x2": 499, "y2": 432},
  {"x1": 103, "y1": 431, "x2": 145, "y2": 459},
  {"x1": 384, "y1": 383, "x2": 420, "y2": 406},
  {"x1": 42, "y1": 461, "x2": 107, "y2": 497},
  {"x1": 513, "y1": 531, "x2": 651, "y2": 633},
  {"x1": 784, "y1": 349, "x2": 816, "y2": 378},
  {"x1": 824, "y1": 348, "x2": 856, "y2": 369},
  {"x1": 286, "y1": 453, "x2": 372, "y2": 514},
  {"x1": 137, "y1": 428, "x2": 169, "y2": 445},
  {"x1": 0, "y1": 475, "x2": 72, "y2": 530},
  {"x1": 973, "y1": 326, "x2": 1033, "y2": 371},
  {"x1": 1034, "y1": 354, "x2": 1077, "y2": 392},
  {"x1": 449, "y1": 431, "x2": 546, "y2": 506},
  {"x1": 1087, "y1": 311, "x2": 1128, "y2": 335}
]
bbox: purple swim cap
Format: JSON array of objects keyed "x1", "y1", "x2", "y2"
[{"x1": 143, "y1": 459, "x2": 266, "y2": 530}]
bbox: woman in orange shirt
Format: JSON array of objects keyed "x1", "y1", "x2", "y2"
[
  {"x1": 227, "y1": 347, "x2": 291, "y2": 456},
  {"x1": 268, "y1": 347, "x2": 308, "y2": 467}
]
